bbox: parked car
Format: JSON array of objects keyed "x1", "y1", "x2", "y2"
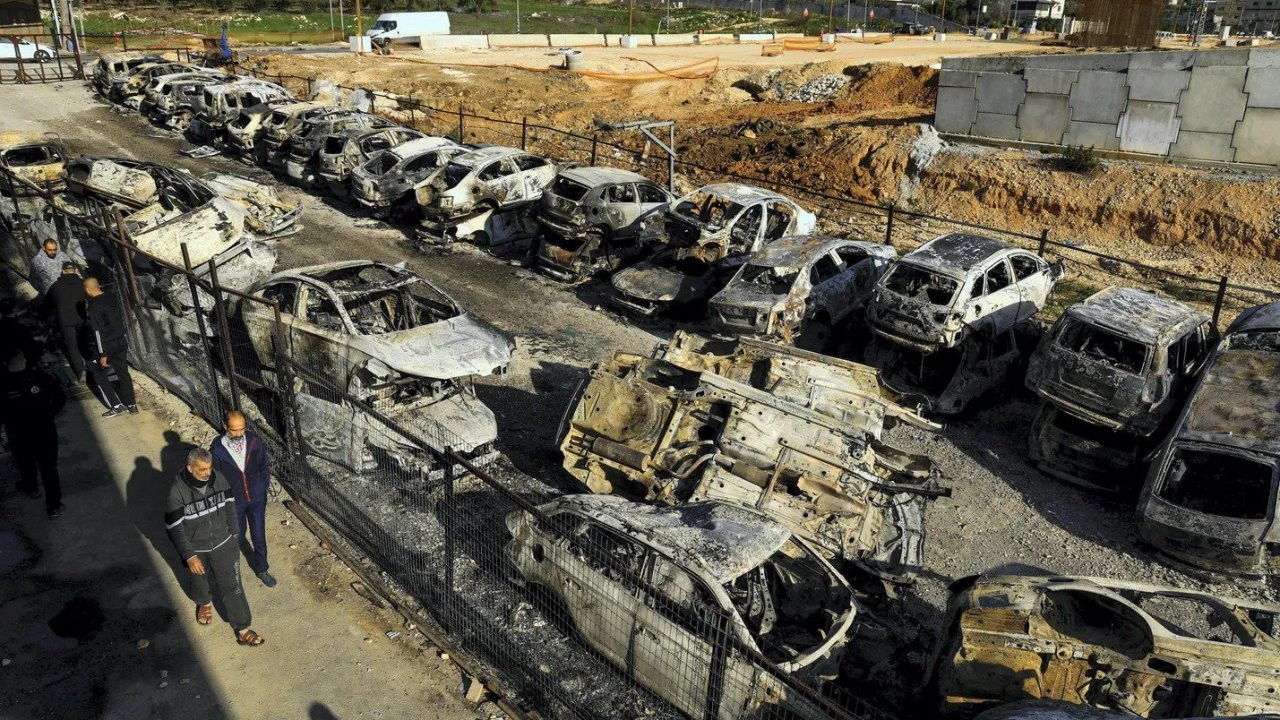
[
  {"x1": 140, "y1": 71, "x2": 231, "y2": 125},
  {"x1": 609, "y1": 183, "x2": 816, "y2": 317},
  {"x1": 708, "y1": 235, "x2": 895, "y2": 348},
  {"x1": 868, "y1": 233, "x2": 1061, "y2": 353},
  {"x1": 224, "y1": 100, "x2": 293, "y2": 155},
  {"x1": 108, "y1": 61, "x2": 197, "y2": 105},
  {"x1": 283, "y1": 111, "x2": 390, "y2": 187},
  {"x1": 0, "y1": 131, "x2": 65, "y2": 193},
  {"x1": 92, "y1": 52, "x2": 165, "y2": 94},
  {"x1": 350, "y1": 136, "x2": 463, "y2": 217},
  {"x1": 1024, "y1": 287, "x2": 1216, "y2": 489},
  {"x1": 417, "y1": 145, "x2": 557, "y2": 233},
  {"x1": 505, "y1": 494, "x2": 858, "y2": 717},
  {"x1": 232, "y1": 260, "x2": 513, "y2": 472},
  {"x1": 1137, "y1": 301, "x2": 1280, "y2": 578},
  {"x1": 927, "y1": 573, "x2": 1280, "y2": 718},
  {"x1": 250, "y1": 101, "x2": 332, "y2": 165},
  {"x1": 189, "y1": 79, "x2": 291, "y2": 142},
  {"x1": 366, "y1": 11, "x2": 449, "y2": 47},
  {"x1": 315, "y1": 125, "x2": 424, "y2": 197},
  {"x1": 533, "y1": 166, "x2": 672, "y2": 282}
]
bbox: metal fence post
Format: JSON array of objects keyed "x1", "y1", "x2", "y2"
[
  {"x1": 1038, "y1": 228, "x2": 1050, "y2": 257},
  {"x1": 884, "y1": 202, "x2": 896, "y2": 247},
  {"x1": 590, "y1": 134, "x2": 598, "y2": 166},
  {"x1": 1213, "y1": 274, "x2": 1229, "y2": 327},
  {"x1": 205, "y1": 258, "x2": 242, "y2": 412},
  {"x1": 180, "y1": 243, "x2": 226, "y2": 420},
  {"x1": 112, "y1": 210, "x2": 143, "y2": 306},
  {"x1": 457, "y1": 104, "x2": 464, "y2": 143},
  {"x1": 520, "y1": 116, "x2": 528, "y2": 150}
]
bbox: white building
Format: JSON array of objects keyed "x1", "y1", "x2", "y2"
[{"x1": 1009, "y1": 0, "x2": 1065, "y2": 20}]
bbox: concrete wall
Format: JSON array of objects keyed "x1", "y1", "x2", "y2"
[
  {"x1": 487, "y1": 34, "x2": 550, "y2": 48},
  {"x1": 548, "y1": 33, "x2": 606, "y2": 47},
  {"x1": 419, "y1": 35, "x2": 489, "y2": 50},
  {"x1": 935, "y1": 47, "x2": 1280, "y2": 167}
]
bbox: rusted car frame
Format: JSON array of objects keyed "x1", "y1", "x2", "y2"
[
  {"x1": 189, "y1": 79, "x2": 291, "y2": 143},
  {"x1": 283, "y1": 110, "x2": 390, "y2": 187},
  {"x1": 0, "y1": 131, "x2": 65, "y2": 193},
  {"x1": 350, "y1": 136, "x2": 463, "y2": 217}
]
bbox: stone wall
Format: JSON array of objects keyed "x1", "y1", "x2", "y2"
[{"x1": 934, "y1": 47, "x2": 1280, "y2": 166}]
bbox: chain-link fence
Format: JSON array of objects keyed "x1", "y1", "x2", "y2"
[{"x1": 1, "y1": 163, "x2": 892, "y2": 720}]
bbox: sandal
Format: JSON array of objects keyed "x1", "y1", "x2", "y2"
[
  {"x1": 196, "y1": 604, "x2": 213, "y2": 626},
  {"x1": 236, "y1": 628, "x2": 265, "y2": 647}
]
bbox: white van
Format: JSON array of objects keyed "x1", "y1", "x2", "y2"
[{"x1": 366, "y1": 12, "x2": 450, "y2": 46}]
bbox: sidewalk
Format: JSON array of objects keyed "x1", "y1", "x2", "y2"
[{"x1": 0, "y1": 374, "x2": 480, "y2": 720}]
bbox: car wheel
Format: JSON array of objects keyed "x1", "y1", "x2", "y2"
[
  {"x1": 34, "y1": 50, "x2": 50, "y2": 62},
  {"x1": 797, "y1": 316, "x2": 832, "y2": 352}
]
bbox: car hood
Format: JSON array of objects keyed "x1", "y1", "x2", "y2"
[
  {"x1": 613, "y1": 263, "x2": 697, "y2": 303},
  {"x1": 353, "y1": 314, "x2": 512, "y2": 380},
  {"x1": 711, "y1": 285, "x2": 784, "y2": 312}
]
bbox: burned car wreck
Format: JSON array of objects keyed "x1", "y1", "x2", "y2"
[
  {"x1": 559, "y1": 330, "x2": 947, "y2": 576},
  {"x1": 351, "y1": 136, "x2": 463, "y2": 217},
  {"x1": 234, "y1": 260, "x2": 514, "y2": 474},
  {"x1": 507, "y1": 494, "x2": 858, "y2": 718},
  {"x1": 1138, "y1": 302, "x2": 1280, "y2": 579},
  {"x1": 0, "y1": 131, "x2": 66, "y2": 193},
  {"x1": 866, "y1": 233, "x2": 1062, "y2": 414},
  {"x1": 709, "y1": 235, "x2": 895, "y2": 349},
  {"x1": 610, "y1": 183, "x2": 817, "y2": 317},
  {"x1": 417, "y1": 145, "x2": 557, "y2": 244},
  {"x1": 314, "y1": 125, "x2": 424, "y2": 197},
  {"x1": 928, "y1": 573, "x2": 1280, "y2": 718},
  {"x1": 1025, "y1": 287, "x2": 1216, "y2": 490},
  {"x1": 533, "y1": 166, "x2": 672, "y2": 282}
]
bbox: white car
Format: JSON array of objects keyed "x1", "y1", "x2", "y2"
[{"x1": 0, "y1": 37, "x2": 58, "y2": 62}]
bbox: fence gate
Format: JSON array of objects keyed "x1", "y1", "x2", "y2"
[{"x1": 0, "y1": 33, "x2": 84, "y2": 84}]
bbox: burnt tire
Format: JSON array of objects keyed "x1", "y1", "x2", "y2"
[{"x1": 796, "y1": 317, "x2": 832, "y2": 352}]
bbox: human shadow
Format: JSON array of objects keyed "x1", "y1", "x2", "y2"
[
  {"x1": 473, "y1": 360, "x2": 588, "y2": 489},
  {"x1": 308, "y1": 702, "x2": 340, "y2": 720},
  {"x1": 126, "y1": 431, "x2": 196, "y2": 602}
]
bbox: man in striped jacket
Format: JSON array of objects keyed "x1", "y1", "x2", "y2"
[
  {"x1": 210, "y1": 409, "x2": 276, "y2": 587},
  {"x1": 165, "y1": 447, "x2": 265, "y2": 646}
]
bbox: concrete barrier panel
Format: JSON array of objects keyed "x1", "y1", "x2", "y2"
[
  {"x1": 1249, "y1": 47, "x2": 1280, "y2": 68},
  {"x1": 975, "y1": 73, "x2": 1026, "y2": 116},
  {"x1": 1063, "y1": 121, "x2": 1121, "y2": 151},
  {"x1": 695, "y1": 33, "x2": 734, "y2": 44},
  {"x1": 1170, "y1": 130, "x2": 1237, "y2": 162},
  {"x1": 1118, "y1": 101, "x2": 1180, "y2": 155},
  {"x1": 488, "y1": 34, "x2": 550, "y2": 47},
  {"x1": 1178, "y1": 65, "x2": 1248, "y2": 133},
  {"x1": 1193, "y1": 48, "x2": 1250, "y2": 66},
  {"x1": 774, "y1": 32, "x2": 805, "y2": 39},
  {"x1": 737, "y1": 33, "x2": 774, "y2": 43},
  {"x1": 1069, "y1": 71, "x2": 1129, "y2": 124},
  {"x1": 940, "y1": 70, "x2": 978, "y2": 88},
  {"x1": 935, "y1": 86, "x2": 977, "y2": 134},
  {"x1": 1025, "y1": 54, "x2": 1129, "y2": 72},
  {"x1": 973, "y1": 112, "x2": 1019, "y2": 141},
  {"x1": 1245, "y1": 67, "x2": 1280, "y2": 108},
  {"x1": 1126, "y1": 68, "x2": 1190, "y2": 103},
  {"x1": 1233, "y1": 107, "x2": 1280, "y2": 165},
  {"x1": 1128, "y1": 50, "x2": 1194, "y2": 71},
  {"x1": 1018, "y1": 94, "x2": 1070, "y2": 144},
  {"x1": 420, "y1": 35, "x2": 488, "y2": 50},
  {"x1": 652, "y1": 33, "x2": 697, "y2": 46},
  {"x1": 1025, "y1": 68, "x2": 1077, "y2": 95},
  {"x1": 549, "y1": 34, "x2": 606, "y2": 47}
]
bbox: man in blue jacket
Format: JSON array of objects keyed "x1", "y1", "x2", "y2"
[{"x1": 209, "y1": 409, "x2": 276, "y2": 587}]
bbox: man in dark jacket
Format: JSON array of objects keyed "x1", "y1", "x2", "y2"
[
  {"x1": 164, "y1": 447, "x2": 265, "y2": 646},
  {"x1": 83, "y1": 277, "x2": 136, "y2": 417},
  {"x1": 44, "y1": 262, "x2": 87, "y2": 381},
  {"x1": 1, "y1": 350, "x2": 67, "y2": 517},
  {"x1": 210, "y1": 409, "x2": 276, "y2": 587}
]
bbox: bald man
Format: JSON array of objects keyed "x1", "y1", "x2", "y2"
[
  {"x1": 210, "y1": 410, "x2": 275, "y2": 587},
  {"x1": 83, "y1": 277, "x2": 136, "y2": 417}
]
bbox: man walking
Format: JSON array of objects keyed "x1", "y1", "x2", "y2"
[
  {"x1": 1, "y1": 350, "x2": 67, "y2": 518},
  {"x1": 164, "y1": 447, "x2": 265, "y2": 647},
  {"x1": 44, "y1": 262, "x2": 87, "y2": 382},
  {"x1": 210, "y1": 410, "x2": 276, "y2": 587},
  {"x1": 82, "y1": 277, "x2": 137, "y2": 417},
  {"x1": 29, "y1": 239, "x2": 75, "y2": 295}
]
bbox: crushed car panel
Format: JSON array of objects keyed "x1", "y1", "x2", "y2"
[{"x1": 929, "y1": 574, "x2": 1280, "y2": 718}]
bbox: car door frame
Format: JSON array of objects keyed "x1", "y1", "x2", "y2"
[
  {"x1": 964, "y1": 255, "x2": 1022, "y2": 336},
  {"x1": 1009, "y1": 250, "x2": 1054, "y2": 322}
]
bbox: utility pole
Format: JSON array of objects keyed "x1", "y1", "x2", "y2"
[
  {"x1": 1191, "y1": 0, "x2": 1207, "y2": 45},
  {"x1": 328, "y1": 0, "x2": 335, "y2": 41},
  {"x1": 828, "y1": 0, "x2": 836, "y2": 31},
  {"x1": 628, "y1": 0, "x2": 634, "y2": 36},
  {"x1": 355, "y1": 0, "x2": 364, "y2": 51}
]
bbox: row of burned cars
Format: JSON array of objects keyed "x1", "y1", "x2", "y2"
[{"x1": 65, "y1": 53, "x2": 1280, "y2": 720}]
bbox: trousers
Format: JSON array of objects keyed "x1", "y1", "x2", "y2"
[
  {"x1": 10, "y1": 427, "x2": 60, "y2": 512},
  {"x1": 235, "y1": 496, "x2": 269, "y2": 573},
  {"x1": 59, "y1": 323, "x2": 85, "y2": 377},
  {"x1": 88, "y1": 344, "x2": 135, "y2": 408},
  {"x1": 190, "y1": 538, "x2": 252, "y2": 632}
]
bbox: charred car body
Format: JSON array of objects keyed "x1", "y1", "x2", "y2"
[
  {"x1": 189, "y1": 79, "x2": 291, "y2": 143},
  {"x1": 928, "y1": 573, "x2": 1280, "y2": 718},
  {"x1": 560, "y1": 330, "x2": 946, "y2": 576},
  {"x1": 92, "y1": 52, "x2": 167, "y2": 96},
  {"x1": 1025, "y1": 288, "x2": 1216, "y2": 489},
  {"x1": 533, "y1": 166, "x2": 672, "y2": 282},
  {"x1": 109, "y1": 61, "x2": 200, "y2": 106},
  {"x1": 417, "y1": 145, "x2": 557, "y2": 239},
  {"x1": 610, "y1": 183, "x2": 816, "y2": 317},
  {"x1": 146, "y1": 73, "x2": 233, "y2": 131},
  {"x1": 1138, "y1": 302, "x2": 1280, "y2": 579},
  {"x1": 709, "y1": 235, "x2": 895, "y2": 349},
  {"x1": 249, "y1": 102, "x2": 333, "y2": 165},
  {"x1": 350, "y1": 136, "x2": 463, "y2": 216},
  {"x1": 234, "y1": 261, "x2": 513, "y2": 473},
  {"x1": 506, "y1": 494, "x2": 858, "y2": 718},
  {"x1": 0, "y1": 131, "x2": 65, "y2": 194},
  {"x1": 283, "y1": 111, "x2": 390, "y2": 187},
  {"x1": 315, "y1": 125, "x2": 424, "y2": 197},
  {"x1": 224, "y1": 100, "x2": 296, "y2": 156},
  {"x1": 866, "y1": 233, "x2": 1061, "y2": 414}
]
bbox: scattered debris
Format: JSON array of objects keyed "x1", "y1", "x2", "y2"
[{"x1": 181, "y1": 145, "x2": 221, "y2": 158}]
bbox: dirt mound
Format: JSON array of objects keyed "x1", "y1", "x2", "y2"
[{"x1": 841, "y1": 63, "x2": 937, "y2": 113}]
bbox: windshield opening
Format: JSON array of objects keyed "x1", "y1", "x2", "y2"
[
  {"x1": 1230, "y1": 329, "x2": 1280, "y2": 352},
  {"x1": 324, "y1": 136, "x2": 348, "y2": 155},
  {"x1": 364, "y1": 152, "x2": 399, "y2": 175},
  {"x1": 883, "y1": 264, "x2": 959, "y2": 306},
  {"x1": 1057, "y1": 317, "x2": 1149, "y2": 374},
  {"x1": 2, "y1": 145, "x2": 61, "y2": 167},
  {"x1": 723, "y1": 541, "x2": 845, "y2": 664},
  {"x1": 230, "y1": 113, "x2": 252, "y2": 129},
  {"x1": 441, "y1": 162, "x2": 472, "y2": 189},
  {"x1": 673, "y1": 191, "x2": 745, "y2": 232},
  {"x1": 736, "y1": 264, "x2": 797, "y2": 295},
  {"x1": 552, "y1": 176, "x2": 590, "y2": 202},
  {"x1": 1157, "y1": 446, "x2": 1275, "y2": 520}
]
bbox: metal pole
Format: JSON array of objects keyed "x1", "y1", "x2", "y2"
[
  {"x1": 668, "y1": 124, "x2": 676, "y2": 193},
  {"x1": 1212, "y1": 275, "x2": 1229, "y2": 328},
  {"x1": 1037, "y1": 227, "x2": 1049, "y2": 257},
  {"x1": 112, "y1": 210, "x2": 143, "y2": 306},
  {"x1": 590, "y1": 134, "x2": 598, "y2": 165},
  {"x1": 457, "y1": 104, "x2": 464, "y2": 143},
  {"x1": 517, "y1": 0, "x2": 521, "y2": 33},
  {"x1": 181, "y1": 243, "x2": 225, "y2": 420},
  {"x1": 628, "y1": 0, "x2": 635, "y2": 36},
  {"x1": 328, "y1": 0, "x2": 335, "y2": 40},
  {"x1": 272, "y1": 303, "x2": 307, "y2": 471},
  {"x1": 884, "y1": 203, "x2": 895, "y2": 247},
  {"x1": 442, "y1": 460, "x2": 456, "y2": 624},
  {"x1": 205, "y1": 258, "x2": 242, "y2": 412},
  {"x1": 339, "y1": 0, "x2": 345, "y2": 39},
  {"x1": 521, "y1": 116, "x2": 528, "y2": 150}
]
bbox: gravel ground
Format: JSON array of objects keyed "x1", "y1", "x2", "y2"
[{"x1": 3, "y1": 80, "x2": 1276, "y2": 717}]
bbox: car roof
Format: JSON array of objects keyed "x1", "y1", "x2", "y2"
[
  {"x1": 450, "y1": 145, "x2": 526, "y2": 166},
  {"x1": 689, "y1": 182, "x2": 786, "y2": 205},
  {"x1": 391, "y1": 136, "x2": 459, "y2": 159},
  {"x1": 749, "y1": 235, "x2": 893, "y2": 269},
  {"x1": 1068, "y1": 287, "x2": 1209, "y2": 346},
  {"x1": 541, "y1": 495, "x2": 791, "y2": 585},
  {"x1": 1228, "y1": 301, "x2": 1280, "y2": 335},
  {"x1": 904, "y1": 232, "x2": 1013, "y2": 276},
  {"x1": 559, "y1": 166, "x2": 652, "y2": 187},
  {"x1": 0, "y1": 131, "x2": 50, "y2": 151}
]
